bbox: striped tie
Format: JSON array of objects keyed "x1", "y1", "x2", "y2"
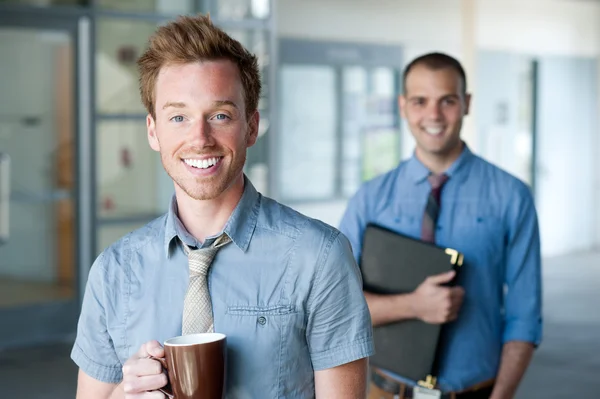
[
  {"x1": 421, "y1": 174, "x2": 449, "y2": 243},
  {"x1": 181, "y1": 233, "x2": 231, "y2": 335}
]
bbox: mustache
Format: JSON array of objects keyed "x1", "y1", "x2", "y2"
[{"x1": 177, "y1": 146, "x2": 225, "y2": 158}]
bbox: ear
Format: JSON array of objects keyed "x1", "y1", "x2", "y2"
[
  {"x1": 147, "y1": 114, "x2": 160, "y2": 152},
  {"x1": 399, "y1": 95, "x2": 408, "y2": 119},
  {"x1": 464, "y1": 93, "x2": 472, "y2": 116},
  {"x1": 246, "y1": 111, "x2": 260, "y2": 148}
]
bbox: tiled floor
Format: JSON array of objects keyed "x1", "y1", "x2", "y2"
[
  {"x1": 515, "y1": 250, "x2": 600, "y2": 398},
  {"x1": 1, "y1": 251, "x2": 599, "y2": 398}
]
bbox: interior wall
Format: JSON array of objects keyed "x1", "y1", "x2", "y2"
[
  {"x1": 477, "y1": 0, "x2": 600, "y2": 57},
  {"x1": 276, "y1": 0, "x2": 463, "y2": 48}
]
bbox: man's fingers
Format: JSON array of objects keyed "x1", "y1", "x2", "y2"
[
  {"x1": 123, "y1": 357, "x2": 164, "y2": 377},
  {"x1": 145, "y1": 340, "x2": 165, "y2": 359},
  {"x1": 134, "y1": 340, "x2": 164, "y2": 359},
  {"x1": 135, "y1": 340, "x2": 160, "y2": 358},
  {"x1": 426, "y1": 270, "x2": 456, "y2": 285},
  {"x1": 123, "y1": 373, "x2": 168, "y2": 394}
]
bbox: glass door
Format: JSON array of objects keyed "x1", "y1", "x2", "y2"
[{"x1": 0, "y1": 10, "x2": 87, "y2": 349}]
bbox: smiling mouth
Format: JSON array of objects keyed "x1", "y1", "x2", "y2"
[
  {"x1": 423, "y1": 126, "x2": 445, "y2": 136},
  {"x1": 182, "y1": 157, "x2": 223, "y2": 169}
]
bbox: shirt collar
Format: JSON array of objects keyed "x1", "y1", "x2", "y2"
[
  {"x1": 164, "y1": 175, "x2": 261, "y2": 258},
  {"x1": 406, "y1": 142, "x2": 474, "y2": 184}
]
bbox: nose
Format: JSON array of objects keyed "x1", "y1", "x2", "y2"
[
  {"x1": 189, "y1": 120, "x2": 215, "y2": 147},
  {"x1": 426, "y1": 102, "x2": 443, "y2": 121}
]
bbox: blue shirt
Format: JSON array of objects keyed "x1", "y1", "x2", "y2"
[
  {"x1": 72, "y1": 178, "x2": 374, "y2": 398},
  {"x1": 339, "y1": 146, "x2": 542, "y2": 392}
]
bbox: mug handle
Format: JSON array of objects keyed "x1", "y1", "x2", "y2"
[{"x1": 148, "y1": 356, "x2": 175, "y2": 399}]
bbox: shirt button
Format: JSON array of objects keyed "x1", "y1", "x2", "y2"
[{"x1": 257, "y1": 316, "x2": 267, "y2": 325}]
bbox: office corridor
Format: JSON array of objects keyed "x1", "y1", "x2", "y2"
[{"x1": 1, "y1": 251, "x2": 598, "y2": 398}]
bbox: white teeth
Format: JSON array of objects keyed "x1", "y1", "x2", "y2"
[
  {"x1": 184, "y1": 157, "x2": 220, "y2": 169},
  {"x1": 424, "y1": 127, "x2": 443, "y2": 136}
]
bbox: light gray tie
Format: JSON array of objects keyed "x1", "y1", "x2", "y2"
[{"x1": 181, "y1": 233, "x2": 231, "y2": 335}]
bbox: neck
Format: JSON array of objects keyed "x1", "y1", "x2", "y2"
[
  {"x1": 175, "y1": 174, "x2": 245, "y2": 243},
  {"x1": 416, "y1": 141, "x2": 464, "y2": 174}
]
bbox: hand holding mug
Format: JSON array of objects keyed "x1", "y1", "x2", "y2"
[
  {"x1": 122, "y1": 340, "x2": 169, "y2": 398},
  {"x1": 152, "y1": 333, "x2": 227, "y2": 399}
]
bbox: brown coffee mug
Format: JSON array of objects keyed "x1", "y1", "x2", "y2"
[{"x1": 153, "y1": 333, "x2": 227, "y2": 399}]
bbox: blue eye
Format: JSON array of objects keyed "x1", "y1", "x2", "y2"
[
  {"x1": 215, "y1": 114, "x2": 229, "y2": 120},
  {"x1": 171, "y1": 115, "x2": 184, "y2": 123}
]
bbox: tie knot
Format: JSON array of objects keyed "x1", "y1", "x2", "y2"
[
  {"x1": 183, "y1": 233, "x2": 231, "y2": 276},
  {"x1": 427, "y1": 173, "x2": 449, "y2": 190}
]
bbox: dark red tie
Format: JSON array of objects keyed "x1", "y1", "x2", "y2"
[{"x1": 421, "y1": 174, "x2": 449, "y2": 243}]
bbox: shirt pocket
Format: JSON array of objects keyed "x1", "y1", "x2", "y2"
[
  {"x1": 223, "y1": 304, "x2": 307, "y2": 398},
  {"x1": 226, "y1": 304, "x2": 296, "y2": 319},
  {"x1": 451, "y1": 206, "x2": 505, "y2": 258}
]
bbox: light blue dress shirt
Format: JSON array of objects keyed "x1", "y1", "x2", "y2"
[
  {"x1": 339, "y1": 145, "x2": 542, "y2": 392},
  {"x1": 72, "y1": 178, "x2": 374, "y2": 398}
]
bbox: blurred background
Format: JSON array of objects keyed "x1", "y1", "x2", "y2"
[{"x1": 0, "y1": 0, "x2": 598, "y2": 397}]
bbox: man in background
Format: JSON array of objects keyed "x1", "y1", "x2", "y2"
[{"x1": 340, "y1": 52, "x2": 542, "y2": 399}]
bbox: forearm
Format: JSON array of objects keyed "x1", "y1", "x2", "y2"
[
  {"x1": 364, "y1": 291, "x2": 416, "y2": 326},
  {"x1": 490, "y1": 341, "x2": 535, "y2": 399},
  {"x1": 108, "y1": 383, "x2": 123, "y2": 399},
  {"x1": 315, "y1": 358, "x2": 368, "y2": 399},
  {"x1": 75, "y1": 369, "x2": 121, "y2": 399}
]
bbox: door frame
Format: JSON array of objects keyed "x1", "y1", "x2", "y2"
[{"x1": 0, "y1": 7, "x2": 94, "y2": 349}]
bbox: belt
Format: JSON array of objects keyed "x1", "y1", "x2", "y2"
[{"x1": 371, "y1": 369, "x2": 495, "y2": 399}]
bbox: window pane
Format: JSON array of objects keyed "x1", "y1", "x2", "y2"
[
  {"x1": 97, "y1": 0, "x2": 193, "y2": 14},
  {"x1": 217, "y1": 0, "x2": 270, "y2": 20},
  {"x1": 96, "y1": 19, "x2": 157, "y2": 114},
  {"x1": 279, "y1": 65, "x2": 336, "y2": 200},
  {"x1": 361, "y1": 68, "x2": 400, "y2": 182},
  {"x1": 341, "y1": 67, "x2": 367, "y2": 197},
  {"x1": 96, "y1": 120, "x2": 172, "y2": 220}
]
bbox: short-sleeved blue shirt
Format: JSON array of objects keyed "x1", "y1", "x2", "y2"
[{"x1": 72, "y1": 178, "x2": 374, "y2": 398}]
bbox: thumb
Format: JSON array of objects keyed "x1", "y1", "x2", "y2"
[
  {"x1": 138, "y1": 340, "x2": 165, "y2": 359},
  {"x1": 426, "y1": 270, "x2": 456, "y2": 285}
]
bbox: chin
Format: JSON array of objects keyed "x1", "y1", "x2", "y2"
[
  {"x1": 183, "y1": 185, "x2": 226, "y2": 201},
  {"x1": 170, "y1": 173, "x2": 228, "y2": 201}
]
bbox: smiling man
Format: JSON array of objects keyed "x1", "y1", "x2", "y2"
[
  {"x1": 71, "y1": 14, "x2": 373, "y2": 399},
  {"x1": 339, "y1": 53, "x2": 542, "y2": 399}
]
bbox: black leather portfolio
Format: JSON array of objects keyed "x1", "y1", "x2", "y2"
[{"x1": 360, "y1": 223, "x2": 464, "y2": 382}]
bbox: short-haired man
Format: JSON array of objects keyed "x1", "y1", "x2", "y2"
[
  {"x1": 72, "y1": 14, "x2": 374, "y2": 399},
  {"x1": 340, "y1": 52, "x2": 542, "y2": 399}
]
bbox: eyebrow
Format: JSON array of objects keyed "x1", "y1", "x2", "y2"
[
  {"x1": 161, "y1": 100, "x2": 239, "y2": 110},
  {"x1": 214, "y1": 100, "x2": 239, "y2": 109},
  {"x1": 408, "y1": 94, "x2": 460, "y2": 101},
  {"x1": 162, "y1": 101, "x2": 186, "y2": 110}
]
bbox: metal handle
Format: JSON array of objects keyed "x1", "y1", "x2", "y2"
[{"x1": 0, "y1": 153, "x2": 10, "y2": 245}]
